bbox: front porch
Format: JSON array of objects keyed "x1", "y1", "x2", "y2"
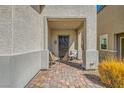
[
  {"x1": 48, "y1": 18, "x2": 84, "y2": 60},
  {"x1": 45, "y1": 17, "x2": 98, "y2": 70}
]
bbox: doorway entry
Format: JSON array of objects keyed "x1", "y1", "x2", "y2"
[
  {"x1": 120, "y1": 37, "x2": 124, "y2": 59},
  {"x1": 58, "y1": 36, "x2": 69, "y2": 58}
]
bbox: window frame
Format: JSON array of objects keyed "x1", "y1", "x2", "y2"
[{"x1": 100, "y1": 34, "x2": 108, "y2": 50}]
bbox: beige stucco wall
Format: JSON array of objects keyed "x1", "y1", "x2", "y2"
[
  {"x1": 97, "y1": 5, "x2": 124, "y2": 60},
  {"x1": 0, "y1": 5, "x2": 42, "y2": 87},
  {"x1": 49, "y1": 29, "x2": 77, "y2": 57},
  {"x1": 13, "y1": 5, "x2": 42, "y2": 54},
  {"x1": 0, "y1": 5, "x2": 42, "y2": 55},
  {"x1": 0, "y1": 6, "x2": 12, "y2": 56}
]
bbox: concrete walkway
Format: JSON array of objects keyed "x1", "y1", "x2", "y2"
[{"x1": 26, "y1": 60, "x2": 104, "y2": 88}]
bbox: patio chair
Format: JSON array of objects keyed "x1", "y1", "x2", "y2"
[
  {"x1": 49, "y1": 51, "x2": 58, "y2": 65},
  {"x1": 68, "y1": 50, "x2": 77, "y2": 61},
  {"x1": 61, "y1": 52, "x2": 69, "y2": 62}
]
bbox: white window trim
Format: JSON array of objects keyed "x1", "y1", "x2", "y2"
[{"x1": 100, "y1": 34, "x2": 108, "y2": 51}]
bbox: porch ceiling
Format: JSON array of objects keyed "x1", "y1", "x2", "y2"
[{"x1": 48, "y1": 18, "x2": 84, "y2": 30}]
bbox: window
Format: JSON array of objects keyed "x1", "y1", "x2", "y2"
[{"x1": 100, "y1": 34, "x2": 108, "y2": 50}]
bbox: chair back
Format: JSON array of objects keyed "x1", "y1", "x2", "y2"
[{"x1": 69, "y1": 50, "x2": 77, "y2": 57}]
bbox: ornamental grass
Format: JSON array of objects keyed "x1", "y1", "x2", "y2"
[{"x1": 98, "y1": 58, "x2": 124, "y2": 88}]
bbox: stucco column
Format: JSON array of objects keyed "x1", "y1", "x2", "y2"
[
  {"x1": 77, "y1": 28, "x2": 82, "y2": 59},
  {"x1": 83, "y1": 16, "x2": 99, "y2": 70},
  {"x1": 44, "y1": 17, "x2": 48, "y2": 50}
]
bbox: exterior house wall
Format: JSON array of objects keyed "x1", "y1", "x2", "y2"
[
  {"x1": 0, "y1": 6, "x2": 12, "y2": 55},
  {"x1": 97, "y1": 6, "x2": 124, "y2": 61},
  {"x1": 0, "y1": 5, "x2": 98, "y2": 87},
  {"x1": 0, "y1": 5, "x2": 42, "y2": 87},
  {"x1": 0, "y1": 6, "x2": 12, "y2": 87},
  {"x1": 11, "y1": 6, "x2": 42, "y2": 87}
]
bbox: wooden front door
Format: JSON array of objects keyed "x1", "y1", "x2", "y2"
[{"x1": 58, "y1": 36, "x2": 69, "y2": 58}]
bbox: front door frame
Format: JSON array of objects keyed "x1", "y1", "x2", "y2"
[
  {"x1": 120, "y1": 37, "x2": 124, "y2": 59},
  {"x1": 58, "y1": 35, "x2": 69, "y2": 58}
]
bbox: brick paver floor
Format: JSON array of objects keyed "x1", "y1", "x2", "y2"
[{"x1": 26, "y1": 60, "x2": 105, "y2": 88}]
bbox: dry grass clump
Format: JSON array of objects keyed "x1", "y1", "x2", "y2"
[{"x1": 98, "y1": 58, "x2": 124, "y2": 88}]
